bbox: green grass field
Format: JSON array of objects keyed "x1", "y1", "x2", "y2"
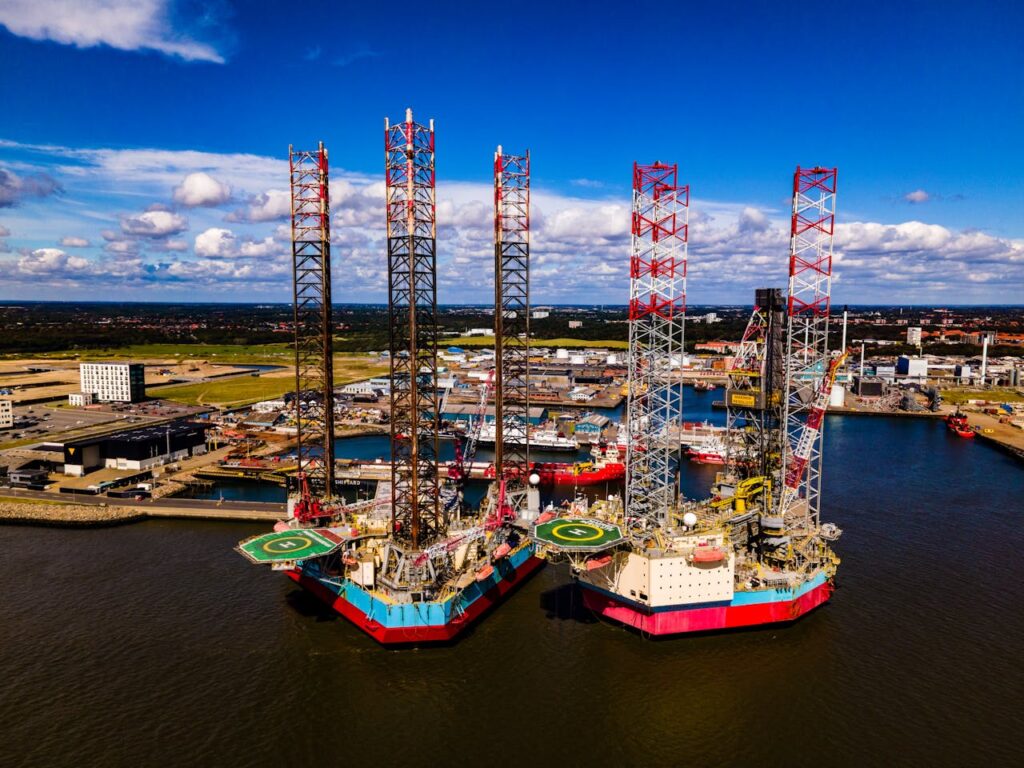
[
  {"x1": 154, "y1": 377, "x2": 295, "y2": 407},
  {"x1": 155, "y1": 357, "x2": 389, "y2": 407},
  {"x1": 942, "y1": 388, "x2": 1024, "y2": 404},
  {"x1": 40, "y1": 343, "x2": 293, "y2": 365},
  {"x1": 449, "y1": 336, "x2": 628, "y2": 350}
]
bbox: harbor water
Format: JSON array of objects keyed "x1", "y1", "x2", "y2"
[{"x1": 3, "y1": 408, "x2": 1022, "y2": 765}]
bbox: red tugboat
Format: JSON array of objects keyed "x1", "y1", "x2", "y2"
[
  {"x1": 488, "y1": 443, "x2": 627, "y2": 486},
  {"x1": 946, "y1": 410, "x2": 974, "y2": 438},
  {"x1": 534, "y1": 443, "x2": 626, "y2": 486}
]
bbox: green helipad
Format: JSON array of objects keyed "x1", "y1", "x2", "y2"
[
  {"x1": 532, "y1": 517, "x2": 625, "y2": 553},
  {"x1": 237, "y1": 529, "x2": 343, "y2": 564}
]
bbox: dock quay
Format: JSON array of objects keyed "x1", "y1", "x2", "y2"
[{"x1": 0, "y1": 490, "x2": 286, "y2": 527}]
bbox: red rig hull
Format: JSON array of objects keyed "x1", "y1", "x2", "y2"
[
  {"x1": 580, "y1": 579, "x2": 834, "y2": 635},
  {"x1": 286, "y1": 553, "x2": 545, "y2": 645}
]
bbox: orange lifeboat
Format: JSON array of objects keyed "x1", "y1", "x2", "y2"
[
  {"x1": 492, "y1": 543, "x2": 512, "y2": 560},
  {"x1": 475, "y1": 564, "x2": 495, "y2": 582},
  {"x1": 692, "y1": 546, "x2": 725, "y2": 563},
  {"x1": 585, "y1": 555, "x2": 613, "y2": 571},
  {"x1": 341, "y1": 552, "x2": 358, "y2": 567},
  {"x1": 535, "y1": 511, "x2": 556, "y2": 524}
]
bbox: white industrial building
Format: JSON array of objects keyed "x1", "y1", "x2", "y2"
[
  {"x1": 906, "y1": 327, "x2": 922, "y2": 345},
  {"x1": 68, "y1": 392, "x2": 94, "y2": 407},
  {"x1": 896, "y1": 356, "x2": 929, "y2": 383},
  {"x1": 252, "y1": 398, "x2": 288, "y2": 413},
  {"x1": 340, "y1": 377, "x2": 391, "y2": 396},
  {"x1": 79, "y1": 362, "x2": 146, "y2": 403},
  {"x1": 0, "y1": 398, "x2": 12, "y2": 429}
]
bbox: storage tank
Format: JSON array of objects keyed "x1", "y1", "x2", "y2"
[
  {"x1": 829, "y1": 383, "x2": 845, "y2": 408},
  {"x1": 555, "y1": 348, "x2": 569, "y2": 360}
]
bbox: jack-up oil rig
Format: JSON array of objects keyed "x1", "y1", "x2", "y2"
[
  {"x1": 531, "y1": 165, "x2": 846, "y2": 635},
  {"x1": 237, "y1": 111, "x2": 543, "y2": 644}
]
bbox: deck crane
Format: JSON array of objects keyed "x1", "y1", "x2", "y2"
[
  {"x1": 444, "y1": 369, "x2": 495, "y2": 515},
  {"x1": 777, "y1": 348, "x2": 849, "y2": 520},
  {"x1": 448, "y1": 370, "x2": 495, "y2": 483}
]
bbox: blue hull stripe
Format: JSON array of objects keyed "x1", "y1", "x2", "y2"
[{"x1": 304, "y1": 543, "x2": 537, "y2": 629}]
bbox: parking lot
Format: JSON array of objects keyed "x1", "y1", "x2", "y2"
[
  {"x1": 1, "y1": 399, "x2": 208, "y2": 447},
  {"x1": 4, "y1": 404, "x2": 120, "y2": 441}
]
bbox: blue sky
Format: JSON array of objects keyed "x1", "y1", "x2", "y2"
[{"x1": 1, "y1": 0, "x2": 1022, "y2": 304}]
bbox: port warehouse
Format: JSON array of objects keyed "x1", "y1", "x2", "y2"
[
  {"x1": 439, "y1": 405, "x2": 547, "y2": 426},
  {"x1": 62, "y1": 421, "x2": 207, "y2": 477}
]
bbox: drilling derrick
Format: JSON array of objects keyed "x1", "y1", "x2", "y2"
[
  {"x1": 726, "y1": 288, "x2": 786, "y2": 480},
  {"x1": 289, "y1": 143, "x2": 335, "y2": 497},
  {"x1": 781, "y1": 167, "x2": 838, "y2": 531},
  {"x1": 625, "y1": 162, "x2": 688, "y2": 531},
  {"x1": 493, "y1": 146, "x2": 530, "y2": 493},
  {"x1": 385, "y1": 109, "x2": 443, "y2": 552}
]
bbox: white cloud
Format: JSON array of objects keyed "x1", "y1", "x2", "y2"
[
  {"x1": 172, "y1": 172, "x2": 231, "y2": 207},
  {"x1": 905, "y1": 189, "x2": 930, "y2": 204},
  {"x1": 104, "y1": 239, "x2": 139, "y2": 255},
  {"x1": 121, "y1": 209, "x2": 187, "y2": 237},
  {"x1": 2, "y1": 139, "x2": 1022, "y2": 303},
  {"x1": 0, "y1": 0, "x2": 224, "y2": 63},
  {"x1": 17, "y1": 247, "x2": 88, "y2": 275},
  {"x1": 0, "y1": 166, "x2": 61, "y2": 207},
  {"x1": 238, "y1": 236, "x2": 284, "y2": 258},
  {"x1": 228, "y1": 189, "x2": 292, "y2": 222},
  {"x1": 166, "y1": 258, "x2": 289, "y2": 283},
  {"x1": 194, "y1": 227, "x2": 236, "y2": 257},
  {"x1": 152, "y1": 238, "x2": 188, "y2": 252},
  {"x1": 59, "y1": 235, "x2": 90, "y2": 247}
]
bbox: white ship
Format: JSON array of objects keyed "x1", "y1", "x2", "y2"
[{"x1": 476, "y1": 421, "x2": 577, "y2": 451}]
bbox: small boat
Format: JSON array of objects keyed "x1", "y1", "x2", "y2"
[
  {"x1": 475, "y1": 564, "x2": 495, "y2": 582},
  {"x1": 688, "y1": 436, "x2": 727, "y2": 464},
  {"x1": 946, "y1": 411, "x2": 974, "y2": 438},
  {"x1": 492, "y1": 543, "x2": 511, "y2": 560},
  {"x1": 585, "y1": 555, "x2": 613, "y2": 571},
  {"x1": 691, "y1": 546, "x2": 725, "y2": 563}
]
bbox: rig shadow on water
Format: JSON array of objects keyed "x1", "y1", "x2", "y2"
[{"x1": 539, "y1": 579, "x2": 600, "y2": 624}]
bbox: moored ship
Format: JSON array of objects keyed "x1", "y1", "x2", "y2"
[
  {"x1": 477, "y1": 421, "x2": 577, "y2": 452},
  {"x1": 532, "y1": 443, "x2": 625, "y2": 486},
  {"x1": 686, "y1": 435, "x2": 727, "y2": 464}
]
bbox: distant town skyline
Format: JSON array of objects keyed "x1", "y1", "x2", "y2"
[{"x1": 1, "y1": 0, "x2": 1022, "y2": 304}]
